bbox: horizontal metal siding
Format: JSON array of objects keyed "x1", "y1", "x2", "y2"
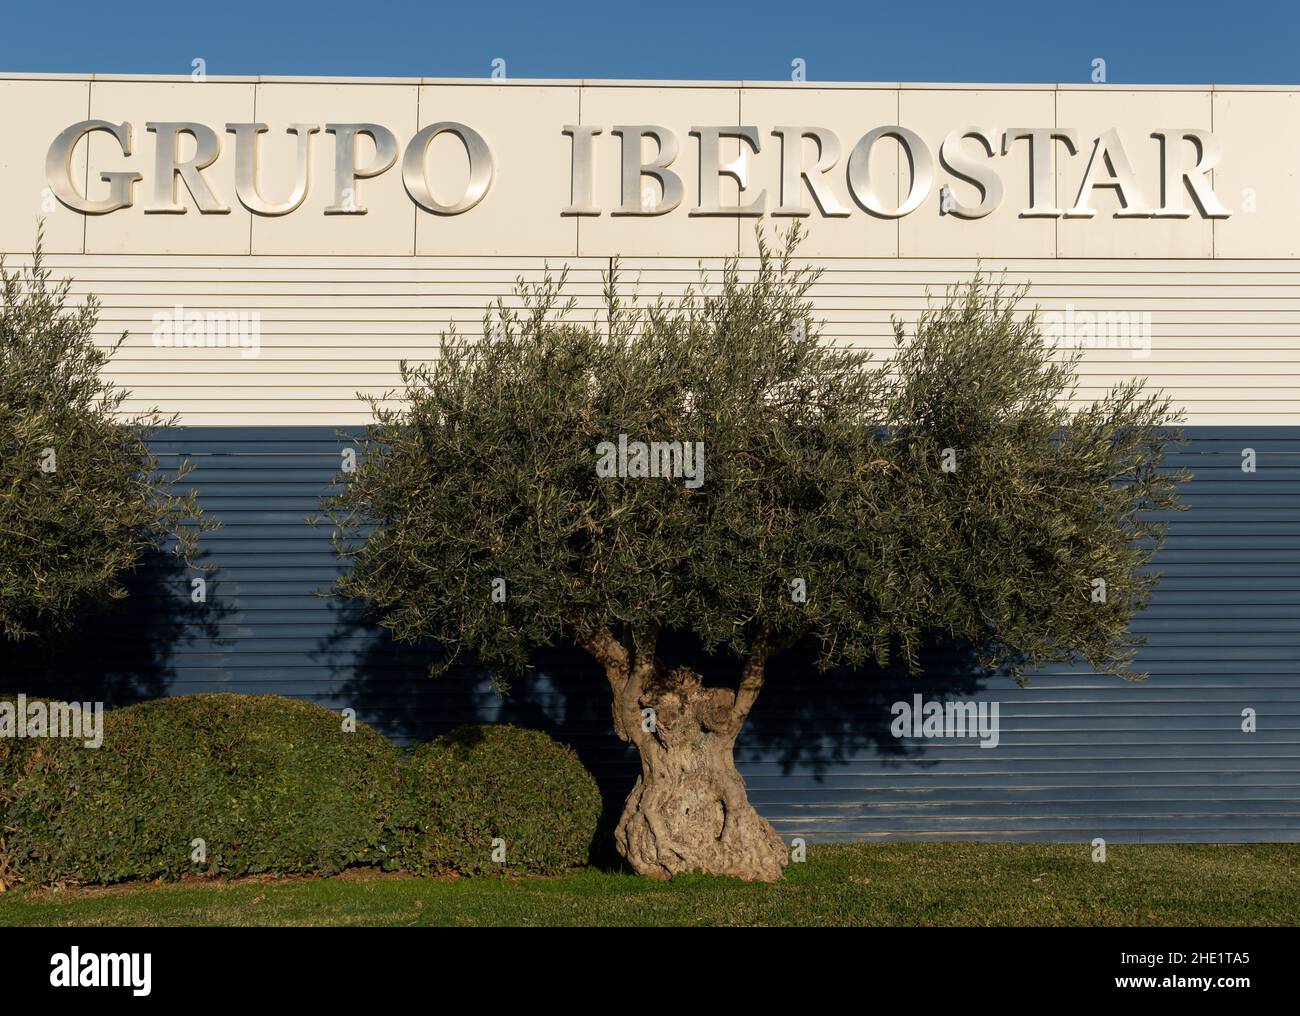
[
  {"x1": 3, "y1": 425, "x2": 1296, "y2": 843},
  {"x1": 9, "y1": 255, "x2": 1300, "y2": 426}
]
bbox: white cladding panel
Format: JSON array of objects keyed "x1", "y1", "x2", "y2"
[{"x1": 0, "y1": 75, "x2": 1296, "y2": 426}]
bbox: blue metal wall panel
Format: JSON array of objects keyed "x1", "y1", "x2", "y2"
[{"x1": 3, "y1": 426, "x2": 1297, "y2": 843}]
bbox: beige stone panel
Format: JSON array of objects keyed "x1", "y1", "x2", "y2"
[
  {"x1": 576, "y1": 86, "x2": 743, "y2": 258},
  {"x1": 250, "y1": 81, "x2": 418, "y2": 255},
  {"x1": 1212, "y1": 91, "x2": 1300, "y2": 258},
  {"x1": 0, "y1": 80, "x2": 90, "y2": 254},
  {"x1": 414, "y1": 84, "x2": 578, "y2": 256},
  {"x1": 1055, "y1": 90, "x2": 1215, "y2": 258},
  {"x1": 738, "y1": 87, "x2": 899, "y2": 257},
  {"x1": 85, "y1": 80, "x2": 254, "y2": 254},
  {"x1": 898, "y1": 89, "x2": 1056, "y2": 258}
]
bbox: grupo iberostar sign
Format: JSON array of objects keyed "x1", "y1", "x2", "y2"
[{"x1": 45, "y1": 119, "x2": 1231, "y2": 220}]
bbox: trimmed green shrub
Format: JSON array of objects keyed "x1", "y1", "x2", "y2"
[
  {"x1": 393, "y1": 724, "x2": 600, "y2": 876},
  {"x1": 2, "y1": 694, "x2": 38, "y2": 816},
  {"x1": 0, "y1": 694, "x2": 70, "y2": 888},
  {"x1": 5, "y1": 693, "x2": 403, "y2": 885}
]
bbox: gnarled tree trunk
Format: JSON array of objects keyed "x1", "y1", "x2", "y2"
[{"x1": 581, "y1": 626, "x2": 793, "y2": 883}]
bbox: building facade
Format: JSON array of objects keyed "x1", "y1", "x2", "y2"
[{"x1": 2, "y1": 73, "x2": 1297, "y2": 841}]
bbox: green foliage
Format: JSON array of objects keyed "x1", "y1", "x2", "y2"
[
  {"x1": 5, "y1": 696, "x2": 598, "y2": 887},
  {"x1": 323, "y1": 225, "x2": 1186, "y2": 684},
  {"x1": 0, "y1": 695, "x2": 67, "y2": 888},
  {"x1": 1, "y1": 695, "x2": 40, "y2": 818},
  {"x1": 0, "y1": 231, "x2": 215, "y2": 642},
  {"x1": 0, "y1": 694, "x2": 70, "y2": 821},
  {"x1": 881, "y1": 278, "x2": 1187, "y2": 680},
  {"x1": 392, "y1": 724, "x2": 601, "y2": 876},
  {"x1": 4, "y1": 694, "x2": 403, "y2": 885}
]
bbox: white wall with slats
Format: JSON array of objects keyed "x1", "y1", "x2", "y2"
[{"x1": 3, "y1": 256, "x2": 1292, "y2": 425}]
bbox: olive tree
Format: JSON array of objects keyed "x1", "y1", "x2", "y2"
[
  {"x1": 0, "y1": 234, "x2": 213, "y2": 644},
  {"x1": 324, "y1": 227, "x2": 1185, "y2": 882}
]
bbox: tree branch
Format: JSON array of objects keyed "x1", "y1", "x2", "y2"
[
  {"x1": 629, "y1": 621, "x2": 661, "y2": 686},
  {"x1": 732, "y1": 626, "x2": 804, "y2": 729},
  {"x1": 578, "y1": 629, "x2": 630, "y2": 692},
  {"x1": 579, "y1": 623, "x2": 662, "y2": 746}
]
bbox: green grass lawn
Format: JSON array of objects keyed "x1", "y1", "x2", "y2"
[{"x1": 0, "y1": 843, "x2": 1295, "y2": 927}]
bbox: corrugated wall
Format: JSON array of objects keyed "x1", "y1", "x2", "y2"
[{"x1": 5, "y1": 424, "x2": 1297, "y2": 842}]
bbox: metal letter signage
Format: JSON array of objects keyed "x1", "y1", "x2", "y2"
[
  {"x1": 44, "y1": 118, "x2": 1233, "y2": 220},
  {"x1": 227, "y1": 123, "x2": 319, "y2": 216},
  {"x1": 45, "y1": 120, "x2": 141, "y2": 214},
  {"x1": 402, "y1": 122, "x2": 494, "y2": 214}
]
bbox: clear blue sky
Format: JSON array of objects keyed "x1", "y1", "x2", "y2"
[{"x1": 1, "y1": 0, "x2": 1296, "y2": 84}]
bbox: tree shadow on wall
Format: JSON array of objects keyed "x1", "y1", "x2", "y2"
[
  {"x1": 0, "y1": 546, "x2": 230, "y2": 706},
  {"x1": 725, "y1": 637, "x2": 1007, "y2": 779},
  {"x1": 315, "y1": 596, "x2": 634, "y2": 775},
  {"x1": 318, "y1": 600, "x2": 1007, "y2": 841}
]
